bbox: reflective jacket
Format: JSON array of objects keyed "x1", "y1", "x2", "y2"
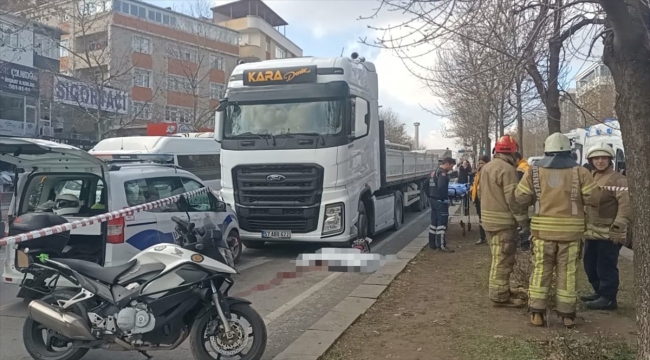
[
  {"x1": 471, "y1": 166, "x2": 482, "y2": 202},
  {"x1": 516, "y1": 159, "x2": 530, "y2": 181},
  {"x1": 585, "y1": 167, "x2": 631, "y2": 243},
  {"x1": 478, "y1": 154, "x2": 528, "y2": 232},
  {"x1": 516, "y1": 164, "x2": 599, "y2": 241}
]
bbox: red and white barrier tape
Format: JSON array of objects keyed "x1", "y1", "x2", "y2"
[{"x1": 0, "y1": 187, "x2": 212, "y2": 247}]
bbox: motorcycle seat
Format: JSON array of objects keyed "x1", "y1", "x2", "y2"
[{"x1": 51, "y1": 258, "x2": 137, "y2": 285}]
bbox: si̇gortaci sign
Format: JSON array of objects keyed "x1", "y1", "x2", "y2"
[{"x1": 53, "y1": 75, "x2": 129, "y2": 115}]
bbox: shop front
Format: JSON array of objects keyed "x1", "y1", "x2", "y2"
[{"x1": 0, "y1": 61, "x2": 40, "y2": 137}]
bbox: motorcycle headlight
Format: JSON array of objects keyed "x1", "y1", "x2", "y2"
[
  {"x1": 322, "y1": 203, "x2": 344, "y2": 237},
  {"x1": 218, "y1": 247, "x2": 235, "y2": 268}
]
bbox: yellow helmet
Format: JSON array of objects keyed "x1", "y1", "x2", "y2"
[
  {"x1": 544, "y1": 132, "x2": 571, "y2": 153},
  {"x1": 587, "y1": 142, "x2": 615, "y2": 159}
]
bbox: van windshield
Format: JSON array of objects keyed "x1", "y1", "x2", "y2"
[{"x1": 20, "y1": 174, "x2": 107, "y2": 216}]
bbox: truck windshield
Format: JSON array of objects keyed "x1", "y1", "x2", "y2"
[{"x1": 224, "y1": 100, "x2": 344, "y2": 137}]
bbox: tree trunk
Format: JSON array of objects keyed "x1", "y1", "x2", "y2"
[
  {"x1": 546, "y1": 0, "x2": 563, "y2": 135},
  {"x1": 516, "y1": 78, "x2": 524, "y2": 156},
  {"x1": 602, "y1": 23, "x2": 650, "y2": 360}
]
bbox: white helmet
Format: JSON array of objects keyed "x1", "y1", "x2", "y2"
[
  {"x1": 586, "y1": 142, "x2": 615, "y2": 159},
  {"x1": 53, "y1": 193, "x2": 81, "y2": 216},
  {"x1": 544, "y1": 132, "x2": 571, "y2": 153}
]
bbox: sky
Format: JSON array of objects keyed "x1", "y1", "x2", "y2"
[{"x1": 143, "y1": 0, "x2": 603, "y2": 151}]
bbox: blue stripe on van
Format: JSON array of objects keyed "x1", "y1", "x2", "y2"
[{"x1": 126, "y1": 229, "x2": 173, "y2": 251}]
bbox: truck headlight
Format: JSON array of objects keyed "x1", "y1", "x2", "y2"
[{"x1": 322, "y1": 203, "x2": 344, "y2": 236}]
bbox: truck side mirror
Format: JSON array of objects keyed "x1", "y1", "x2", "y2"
[{"x1": 214, "y1": 100, "x2": 226, "y2": 142}]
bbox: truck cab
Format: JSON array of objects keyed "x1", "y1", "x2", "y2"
[{"x1": 214, "y1": 54, "x2": 436, "y2": 248}]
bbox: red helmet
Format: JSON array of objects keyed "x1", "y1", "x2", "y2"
[{"x1": 494, "y1": 135, "x2": 518, "y2": 154}]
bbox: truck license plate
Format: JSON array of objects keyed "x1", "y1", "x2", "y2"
[{"x1": 261, "y1": 230, "x2": 292, "y2": 239}]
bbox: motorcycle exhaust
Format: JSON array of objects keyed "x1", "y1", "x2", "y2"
[{"x1": 27, "y1": 300, "x2": 95, "y2": 341}]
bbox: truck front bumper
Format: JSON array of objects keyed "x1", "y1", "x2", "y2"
[{"x1": 237, "y1": 187, "x2": 356, "y2": 243}]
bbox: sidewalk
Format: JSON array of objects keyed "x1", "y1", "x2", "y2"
[{"x1": 320, "y1": 224, "x2": 637, "y2": 360}]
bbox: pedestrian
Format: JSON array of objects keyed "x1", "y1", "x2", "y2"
[
  {"x1": 423, "y1": 157, "x2": 456, "y2": 252},
  {"x1": 479, "y1": 135, "x2": 529, "y2": 307},
  {"x1": 581, "y1": 142, "x2": 630, "y2": 310},
  {"x1": 515, "y1": 132, "x2": 599, "y2": 327},
  {"x1": 471, "y1": 155, "x2": 490, "y2": 245},
  {"x1": 458, "y1": 160, "x2": 472, "y2": 185}
]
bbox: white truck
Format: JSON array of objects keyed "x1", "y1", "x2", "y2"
[
  {"x1": 213, "y1": 54, "x2": 438, "y2": 248},
  {"x1": 565, "y1": 119, "x2": 625, "y2": 171}
]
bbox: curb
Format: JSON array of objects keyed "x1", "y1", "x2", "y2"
[{"x1": 271, "y1": 229, "x2": 430, "y2": 360}]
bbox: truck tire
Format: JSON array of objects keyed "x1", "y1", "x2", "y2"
[
  {"x1": 357, "y1": 200, "x2": 368, "y2": 240},
  {"x1": 392, "y1": 191, "x2": 403, "y2": 231},
  {"x1": 410, "y1": 186, "x2": 425, "y2": 212}
]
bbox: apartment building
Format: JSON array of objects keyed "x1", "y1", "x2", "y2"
[
  {"x1": 211, "y1": 0, "x2": 302, "y2": 62},
  {"x1": 574, "y1": 62, "x2": 616, "y2": 125},
  {"x1": 29, "y1": 0, "x2": 240, "y2": 137},
  {"x1": 0, "y1": 12, "x2": 62, "y2": 138},
  {"x1": 559, "y1": 88, "x2": 582, "y2": 131}
]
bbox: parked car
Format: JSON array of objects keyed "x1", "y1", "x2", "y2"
[{"x1": 0, "y1": 138, "x2": 242, "y2": 295}]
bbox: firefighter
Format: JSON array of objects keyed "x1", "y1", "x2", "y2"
[
  {"x1": 471, "y1": 155, "x2": 490, "y2": 245},
  {"x1": 581, "y1": 142, "x2": 631, "y2": 310},
  {"x1": 515, "y1": 132, "x2": 599, "y2": 327},
  {"x1": 424, "y1": 157, "x2": 456, "y2": 252},
  {"x1": 479, "y1": 135, "x2": 529, "y2": 307},
  {"x1": 514, "y1": 152, "x2": 530, "y2": 180}
]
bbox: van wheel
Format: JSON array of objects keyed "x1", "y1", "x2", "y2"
[
  {"x1": 392, "y1": 191, "x2": 403, "y2": 231},
  {"x1": 228, "y1": 231, "x2": 242, "y2": 264},
  {"x1": 242, "y1": 241, "x2": 266, "y2": 249}
]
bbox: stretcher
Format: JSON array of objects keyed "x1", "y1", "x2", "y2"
[{"x1": 448, "y1": 182, "x2": 472, "y2": 236}]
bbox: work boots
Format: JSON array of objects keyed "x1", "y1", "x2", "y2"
[
  {"x1": 562, "y1": 317, "x2": 575, "y2": 328},
  {"x1": 492, "y1": 298, "x2": 526, "y2": 308},
  {"x1": 585, "y1": 296, "x2": 618, "y2": 310},
  {"x1": 530, "y1": 313, "x2": 544, "y2": 326},
  {"x1": 475, "y1": 239, "x2": 486, "y2": 245},
  {"x1": 580, "y1": 292, "x2": 600, "y2": 302}
]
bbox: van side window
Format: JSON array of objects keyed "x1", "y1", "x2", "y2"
[
  {"x1": 177, "y1": 154, "x2": 221, "y2": 181},
  {"x1": 22, "y1": 176, "x2": 105, "y2": 215},
  {"x1": 123, "y1": 177, "x2": 185, "y2": 212},
  {"x1": 180, "y1": 178, "x2": 216, "y2": 212}
]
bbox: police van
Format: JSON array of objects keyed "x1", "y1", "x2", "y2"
[
  {"x1": 88, "y1": 134, "x2": 222, "y2": 190},
  {"x1": 0, "y1": 138, "x2": 241, "y2": 292}
]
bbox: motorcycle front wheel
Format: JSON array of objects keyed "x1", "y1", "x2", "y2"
[{"x1": 190, "y1": 303, "x2": 267, "y2": 360}]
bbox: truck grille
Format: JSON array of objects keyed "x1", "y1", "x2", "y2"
[{"x1": 232, "y1": 164, "x2": 324, "y2": 233}]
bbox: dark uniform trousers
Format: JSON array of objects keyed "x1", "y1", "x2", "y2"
[
  {"x1": 429, "y1": 199, "x2": 450, "y2": 248},
  {"x1": 583, "y1": 239, "x2": 623, "y2": 301}
]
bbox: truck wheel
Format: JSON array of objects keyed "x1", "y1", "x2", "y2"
[
  {"x1": 392, "y1": 191, "x2": 403, "y2": 231},
  {"x1": 243, "y1": 241, "x2": 266, "y2": 249},
  {"x1": 357, "y1": 200, "x2": 368, "y2": 240},
  {"x1": 410, "y1": 187, "x2": 424, "y2": 212}
]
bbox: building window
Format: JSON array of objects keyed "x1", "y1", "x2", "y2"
[
  {"x1": 265, "y1": 37, "x2": 271, "y2": 52},
  {"x1": 210, "y1": 83, "x2": 224, "y2": 100},
  {"x1": 131, "y1": 101, "x2": 152, "y2": 119},
  {"x1": 167, "y1": 75, "x2": 192, "y2": 94},
  {"x1": 133, "y1": 68, "x2": 151, "y2": 88},
  {"x1": 132, "y1": 36, "x2": 151, "y2": 54},
  {"x1": 210, "y1": 54, "x2": 224, "y2": 71},
  {"x1": 60, "y1": 39, "x2": 69, "y2": 57},
  {"x1": 165, "y1": 106, "x2": 192, "y2": 123},
  {"x1": 78, "y1": 0, "x2": 110, "y2": 16},
  {"x1": 168, "y1": 46, "x2": 197, "y2": 63},
  {"x1": 0, "y1": 93, "x2": 25, "y2": 122},
  {"x1": 0, "y1": 23, "x2": 19, "y2": 48},
  {"x1": 275, "y1": 46, "x2": 286, "y2": 59},
  {"x1": 34, "y1": 33, "x2": 59, "y2": 59}
]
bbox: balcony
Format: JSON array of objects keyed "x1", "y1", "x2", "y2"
[{"x1": 223, "y1": 16, "x2": 301, "y2": 57}]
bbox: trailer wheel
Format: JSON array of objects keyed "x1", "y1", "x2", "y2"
[
  {"x1": 392, "y1": 191, "x2": 403, "y2": 231},
  {"x1": 410, "y1": 186, "x2": 425, "y2": 212},
  {"x1": 357, "y1": 200, "x2": 368, "y2": 240}
]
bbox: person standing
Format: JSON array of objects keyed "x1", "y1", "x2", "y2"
[
  {"x1": 471, "y1": 155, "x2": 490, "y2": 245},
  {"x1": 479, "y1": 136, "x2": 529, "y2": 307},
  {"x1": 581, "y1": 143, "x2": 631, "y2": 310},
  {"x1": 424, "y1": 157, "x2": 456, "y2": 252},
  {"x1": 458, "y1": 160, "x2": 472, "y2": 185},
  {"x1": 515, "y1": 133, "x2": 599, "y2": 327},
  {"x1": 514, "y1": 152, "x2": 530, "y2": 180}
]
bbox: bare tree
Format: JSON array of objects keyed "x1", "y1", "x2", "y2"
[
  {"x1": 169, "y1": 0, "x2": 227, "y2": 131},
  {"x1": 20, "y1": 0, "x2": 164, "y2": 139},
  {"x1": 379, "y1": 107, "x2": 417, "y2": 147},
  {"x1": 576, "y1": 78, "x2": 616, "y2": 125}
]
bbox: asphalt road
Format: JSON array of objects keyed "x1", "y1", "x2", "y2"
[{"x1": 0, "y1": 206, "x2": 448, "y2": 360}]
